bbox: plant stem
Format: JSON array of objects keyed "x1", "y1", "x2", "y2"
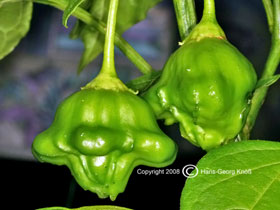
[
  {"x1": 202, "y1": 0, "x2": 216, "y2": 23},
  {"x1": 242, "y1": 0, "x2": 280, "y2": 139},
  {"x1": 173, "y1": 0, "x2": 197, "y2": 41},
  {"x1": 32, "y1": 0, "x2": 153, "y2": 75},
  {"x1": 100, "y1": 0, "x2": 118, "y2": 77},
  {"x1": 263, "y1": 0, "x2": 274, "y2": 33}
]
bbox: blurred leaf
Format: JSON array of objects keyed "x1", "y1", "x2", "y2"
[
  {"x1": 126, "y1": 70, "x2": 162, "y2": 93},
  {"x1": 256, "y1": 74, "x2": 280, "y2": 89},
  {"x1": 63, "y1": 0, "x2": 85, "y2": 27},
  {"x1": 69, "y1": 0, "x2": 162, "y2": 73},
  {"x1": 0, "y1": 0, "x2": 33, "y2": 60},
  {"x1": 37, "y1": 205, "x2": 132, "y2": 210},
  {"x1": 180, "y1": 140, "x2": 280, "y2": 210}
]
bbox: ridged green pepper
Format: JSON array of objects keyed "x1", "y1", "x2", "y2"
[
  {"x1": 32, "y1": 76, "x2": 177, "y2": 200},
  {"x1": 143, "y1": 0, "x2": 257, "y2": 151},
  {"x1": 32, "y1": 0, "x2": 177, "y2": 200}
]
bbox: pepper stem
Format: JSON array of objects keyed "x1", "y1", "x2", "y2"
[
  {"x1": 201, "y1": 0, "x2": 216, "y2": 23},
  {"x1": 82, "y1": 0, "x2": 133, "y2": 92},
  {"x1": 182, "y1": 0, "x2": 225, "y2": 43},
  {"x1": 99, "y1": 0, "x2": 119, "y2": 78}
]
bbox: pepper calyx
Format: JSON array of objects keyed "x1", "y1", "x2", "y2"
[
  {"x1": 82, "y1": 70, "x2": 137, "y2": 94},
  {"x1": 181, "y1": 20, "x2": 226, "y2": 44}
]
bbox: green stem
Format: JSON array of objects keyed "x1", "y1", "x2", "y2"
[
  {"x1": 272, "y1": 0, "x2": 280, "y2": 44},
  {"x1": 100, "y1": 0, "x2": 119, "y2": 77},
  {"x1": 202, "y1": 0, "x2": 216, "y2": 23},
  {"x1": 184, "y1": 0, "x2": 224, "y2": 42},
  {"x1": 263, "y1": 0, "x2": 274, "y2": 33},
  {"x1": 242, "y1": 0, "x2": 280, "y2": 139},
  {"x1": 173, "y1": 0, "x2": 197, "y2": 41},
  {"x1": 32, "y1": 0, "x2": 153, "y2": 75}
]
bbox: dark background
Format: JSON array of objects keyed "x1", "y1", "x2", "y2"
[{"x1": 0, "y1": 0, "x2": 278, "y2": 209}]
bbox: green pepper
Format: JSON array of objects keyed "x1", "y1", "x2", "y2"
[
  {"x1": 32, "y1": 79, "x2": 177, "y2": 200},
  {"x1": 32, "y1": 0, "x2": 177, "y2": 200},
  {"x1": 143, "y1": 0, "x2": 257, "y2": 151}
]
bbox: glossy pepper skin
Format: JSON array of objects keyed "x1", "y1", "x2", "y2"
[
  {"x1": 33, "y1": 0, "x2": 177, "y2": 201},
  {"x1": 32, "y1": 78, "x2": 177, "y2": 200},
  {"x1": 143, "y1": 17, "x2": 257, "y2": 151}
]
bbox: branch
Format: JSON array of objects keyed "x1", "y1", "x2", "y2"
[
  {"x1": 32, "y1": 0, "x2": 154, "y2": 75},
  {"x1": 242, "y1": 0, "x2": 280, "y2": 139},
  {"x1": 173, "y1": 0, "x2": 197, "y2": 41}
]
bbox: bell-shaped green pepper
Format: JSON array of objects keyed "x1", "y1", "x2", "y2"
[
  {"x1": 32, "y1": 0, "x2": 177, "y2": 200},
  {"x1": 32, "y1": 83, "x2": 177, "y2": 200},
  {"x1": 143, "y1": 0, "x2": 257, "y2": 151}
]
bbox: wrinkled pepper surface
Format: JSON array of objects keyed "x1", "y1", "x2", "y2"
[
  {"x1": 32, "y1": 76, "x2": 177, "y2": 200},
  {"x1": 143, "y1": 1, "x2": 257, "y2": 151},
  {"x1": 32, "y1": 0, "x2": 177, "y2": 200}
]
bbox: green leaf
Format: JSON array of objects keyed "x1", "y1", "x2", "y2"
[
  {"x1": 0, "y1": 0, "x2": 33, "y2": 60},
  {"x1": 62, "y1": 0, "x2": 85, "y2": 28},
  {"x1": 69, "y1": 0, "x2": 162, "y2": 73},
  {"x1": 255, "y1": 74, "x2": 280, "y2": 89},
  {"x1": 37, "y1": 205, "x2": 132, "y2": 210},
  {"x1": 180, "y1": 140, "x2": 280, "y2": 210},
  {"x1": 126, "y1": 70, "x2": 162, "y2": 93}
]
